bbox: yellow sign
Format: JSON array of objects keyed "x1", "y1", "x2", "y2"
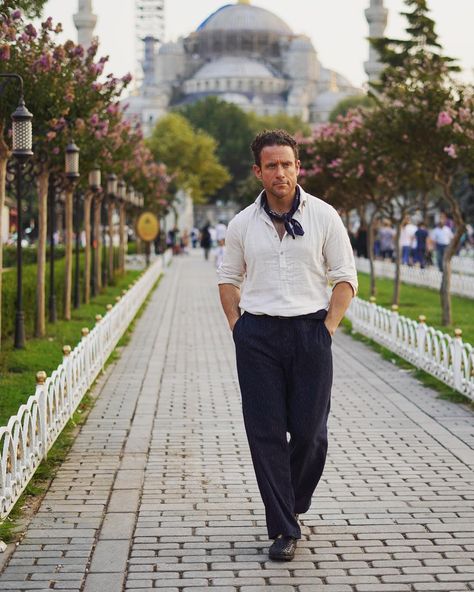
[{"x1": 136, "y1": 211, "x2": 160, "y2": 242}]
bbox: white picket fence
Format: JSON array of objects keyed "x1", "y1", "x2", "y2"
[
  {"x1": 355, "y1": 257, "x2": 474, "y2": 299},
  {"x1": 0, "y1": 250, "x2": 172, "y2": 519},
  {"x1": 346, "y1": 297, "x2": 474, "y2": 401},
  {"x1": 452, "y1": 255, "x2": 474, "y2": 276}
]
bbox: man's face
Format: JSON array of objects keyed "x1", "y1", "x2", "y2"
[{"x1": 253, "y1": 144, "x2": 300, "y2": 203}]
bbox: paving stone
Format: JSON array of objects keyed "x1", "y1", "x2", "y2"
[{"x1": 0, "y1": 253, "x2": 472, "y2": 592}]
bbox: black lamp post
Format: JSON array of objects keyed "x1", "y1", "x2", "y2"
[
  {"x1": 65, "y1": 141, "x2": 80, "y2": 308},
  {"x1": 103, "y1": 173, "x2": 117, "y2": 287},
  {"x1": 0, "y1": 74, "x2": 34, "y2": 349},
  {"x1": 89, "y1": 167, "x2": 101, "y2": 298},
  {"x1": 48, "y1": 173, "x2": 64, "y2": 323}
]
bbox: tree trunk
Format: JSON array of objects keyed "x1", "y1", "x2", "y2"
[
  {"x1": 392, "y1": 220, "x2": 402, "y2": 306},
  {"x1": 119, "y1": 203, "x2": 125, "y2": 274},
  {"x1": 108, "y1": 201, "x2": 114, "y2": 282},
  {"x1": 64, "y1": 187, "x2": 73, "y2": 320},
  {"x1": 35, "y1": 170, "x2": 49, "y2": 337},
  {"x1": 83, "y1": 191, "x2": 92, "y2": 304},
  {"x1": 367, "y1": 213, "x2": 377, "y2": 297},
  {"x1": 93, "y1": 195, "x2": 102, "y2": 292},
  {"x1": 440, "y1": 190, "x2": 465, "y2": 326}
]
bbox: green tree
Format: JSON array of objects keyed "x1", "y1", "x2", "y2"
[
  {"x1": 329, "y1": 95, "x2": 375, "y2": 122},
  {"x1": 369, "y1": 0, "x2": 472, "y2": 324},
  {"x1": 0, "y1": 0, "x2": 48, "y2": 18},
  {"x1": 179, "y1": 97, "x2": 254, "y2": 203},
  {"x1": 179, "y1": 97, "x2": 311, "y2": 206},
  {"x1": 147, "y1": 112, "x2": 230, "y2": 204}
]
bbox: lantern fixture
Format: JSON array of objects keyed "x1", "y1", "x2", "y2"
[
  {"x1": 107, "y1": 173, "x2": 118, "y2": 196},
  {"x1": 65, "y1": 141, "x2": 80, "y2": 179}
]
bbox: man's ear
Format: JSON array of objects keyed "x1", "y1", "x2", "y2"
[
  {"x1": 252, "y1": 164, "x2": 262, "y2": 180},
  {"x1": 295, "y1": 159, "x2": 301, "y2": 175}
]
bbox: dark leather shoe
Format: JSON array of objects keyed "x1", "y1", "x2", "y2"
[{"x1": 269, "y1": 535, "x2": 297, "y2": 561}]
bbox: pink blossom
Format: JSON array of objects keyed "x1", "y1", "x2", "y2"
[
  {"x1": 90, "y1": 113, "x2": 99, "y2": 125},
  {"x1": 24, "y1": 24, "x2": 37, "y2": 38},
  {"x1": 11, "y1": 9, "x2": 21, "y2": 19},
  {"x1": 73, "y1": 45, "x2": 84, "y2": 57},
  {"x1": 91, "y1": 62, "x2": 104, "y2": 75},
  {"x1": 41, "y1": 17, "x2": 53, "y2": 30},
  {"x1": 458, "y1": 107, "x2": 471, "y2": 122},
  {"x1": 328, "y1": 158, "x2": 342, "y2": 169},
  {"x1": 356, "y1": 164, "x2": 365, "y2": 178},
  {"x1": 0, "y1": 45, "x2": 10, "y2": 61},
  {"x1": 444, "y1": 144, "x2": 457, "y2": 158},
  {"x1": 121, "y1": 72, "x2": 132, "y2": 84},
  {"x1": 52, "y1": 147, "x2": 60, "y2": 155},
  {"x1": 437, "y1": 111, "x2": 453, "y2": 128}
]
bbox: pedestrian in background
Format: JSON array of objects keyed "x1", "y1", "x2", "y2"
[
  {"x1": 215, "y1": 219, "x2": 227, "y2": 269},
  {"x1": 218, "y1": 129, "x2": 357, "y2": 562},
  {"x1": 378, "y1": 218, "x2": 395, "y2": 261},
  {"x1": 200, "y1": 222, "x2": 212, "y2": 261},
  {"x1": 431, "y1": 213, "x2": 454, "y2": 271}
]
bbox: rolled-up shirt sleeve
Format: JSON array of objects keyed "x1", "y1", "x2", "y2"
[
  {"x1": 217, "y1": 216, "x2": 245, "y2": 287},
  {"x1": 324, "y1": 211, "x2": 358, "y2": 295}
]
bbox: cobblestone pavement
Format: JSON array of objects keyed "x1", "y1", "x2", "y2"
[{"x1": 0, "y1": 252, "x2": 473, "y2": 592}]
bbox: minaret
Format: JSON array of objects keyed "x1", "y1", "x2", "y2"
[
  {"x1": 364, "y1": 0, "x2": 388, "y2": 83},
  {"x1": 73, "y1": 0, "x2": 97, "y2": 49}
]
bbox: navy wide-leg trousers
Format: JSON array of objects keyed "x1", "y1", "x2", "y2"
[{"x1": 233, "y1": 311, "x2": 333, "y2": 540}]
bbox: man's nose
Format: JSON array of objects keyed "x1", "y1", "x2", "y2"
[{"x1": 275, "y1": 165, "x2": 285, "y2": 176}]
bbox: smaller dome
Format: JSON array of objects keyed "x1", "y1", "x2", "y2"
[
  {"x1": 289, "y1": 35, "x2": 315, "y2": 52},
  {"x1": 193, "y1": 56, "x2": 277, "y2": 80}
]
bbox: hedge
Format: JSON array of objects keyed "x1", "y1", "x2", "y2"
[
  {"x1": 2, "y1": 245, "x2": 66, "y2": 268},
  {"x1": 1, "y1": 248, "x2": 121, "y2": 341}
]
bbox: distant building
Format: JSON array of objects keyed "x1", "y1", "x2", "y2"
[{"x1": 126, "y1": 0, "x2": 364, "y2": 135}]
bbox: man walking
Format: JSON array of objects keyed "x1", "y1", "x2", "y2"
[{"x1": 217, "y1": 130, "x2": 358, "y2": 561}]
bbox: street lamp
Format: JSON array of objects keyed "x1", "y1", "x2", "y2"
[
  {"x1": 65, "y1": 141, "x2": 81, "y2": 309},
  {"x1": 103, "y1": 173, "x2": 117, "y2": 286},
  {"x1": 89, "y1": 167, "x2": 101, "y2": 298},
  {"x1": 0, "y1": 74, "x2": 34, "y2": 349}
]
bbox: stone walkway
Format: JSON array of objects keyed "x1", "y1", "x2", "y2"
[{"x1": 0, "y1": 252, "x2": 473, "y2": 592}]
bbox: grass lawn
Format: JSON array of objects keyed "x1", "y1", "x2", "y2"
[
  {"x1": 0, "y1": 269, "x2": 142, "y2": 427},
  {"x1": 357, "y1": 271, "x2": 474, "y2": 345}
]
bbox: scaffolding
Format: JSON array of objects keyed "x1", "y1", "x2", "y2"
[{"x1": 135, "y1": 0, "x2": 165, "y2": 84}]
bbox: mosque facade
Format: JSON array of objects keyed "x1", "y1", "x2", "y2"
[
  {"x1": 125, "y1": 0, "x2": 384, "y2": 135},
  {"x1": 73, "y1": 1, "x2": 388, "y2": 136}
]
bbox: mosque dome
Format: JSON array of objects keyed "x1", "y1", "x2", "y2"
[
  {"x1": 193, "y1": 56, "x2": 277, "y2": 80},
  {"x1": 196, "y1": 2, "x2": 293, "y2": 36}
]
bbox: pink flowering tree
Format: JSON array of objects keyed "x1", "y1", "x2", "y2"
[
  {"x1": 0, "y1": 11, "x2": 80, "y2": 339},
  {"x1": 299, "y1": 110, "x2": 400, "y2": 297},
  {"x1": 368, "y1": 0, "x2": 474, "y2": 323}
]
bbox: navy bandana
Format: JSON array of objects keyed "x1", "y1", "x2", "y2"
[{"x1": 262, "y1": 188, "x2": 305, "y2": 240}]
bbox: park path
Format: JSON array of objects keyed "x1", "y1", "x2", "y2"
[{"x1": 0, "y1": 250, "x2": 473, "y2": 592}]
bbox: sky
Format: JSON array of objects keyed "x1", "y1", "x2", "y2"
[{"x1": 41, "y1": 0, "x2": 474, "y2": 92}]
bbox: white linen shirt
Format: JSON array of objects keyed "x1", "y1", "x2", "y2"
[{"x1": 217, "y1": 186, "x2": 358, "y2": 316}]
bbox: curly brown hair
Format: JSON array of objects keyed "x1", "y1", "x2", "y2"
[{"x1": 251, "y1": 129, "x2": 299, "y2": 167}]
